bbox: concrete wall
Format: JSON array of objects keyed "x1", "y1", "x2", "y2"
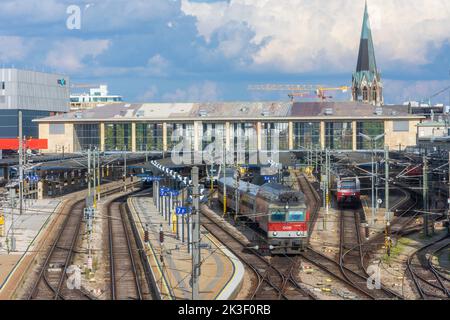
[
  {"x1": 385, "y1": 120, "x2": 420, "y2": 151},
  {"x1": 39, "y1": 123, "x2": 74, "y2": 153},
  {"x1": 418, "y1": 125, "x2": 446, "y2": 138}
]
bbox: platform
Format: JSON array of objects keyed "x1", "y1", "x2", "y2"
[
  {"x1": 0, "y1": 198, "x2": 62, "y2": 298},
  {"x1": 0, "y1": 178, "x2": 138, "y2": 300},
  {"x1": 128, "y1": 192, "x2": 244, "y2": 300}
]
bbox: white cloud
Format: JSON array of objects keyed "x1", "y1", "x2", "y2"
[
  {"x1": 1, "y1": 0, "x2": 66, "y2": 24},
  {"x1": 162, "y1": 81, "x2": 220, "y2": 102},
  {"x1": 146, "y1": 54, "x2": 170, "y2": 76},
  {"x1": 138, "y1": 85, "x2": 159, "y2": 101},
  {"x1": 0, "y1": 36, "x2": 30, "y2": 62},
  {"x1": 45, "y1": 38, "x2": 110, "y2": 73},
  {"x1": 181, "y1": 0, "x2": 450, "y2": 73}
]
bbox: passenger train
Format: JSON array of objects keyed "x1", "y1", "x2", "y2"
[
  {"x1": 330, "y1": 168, "x2": 361, "y2": 208},
  {"x1": 217, "y1": 177, "x2": 310, "y2": 254}
]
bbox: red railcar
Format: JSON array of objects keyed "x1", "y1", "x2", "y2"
[
  {"x1": 331, "y1": 169, "x2": 361, "y2": 208},
  {"x1": 218, "y1": 177, "x2": 310, "y2": 254}
]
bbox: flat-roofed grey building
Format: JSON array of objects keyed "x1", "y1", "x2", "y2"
[{"x1": 0, "y1": 68, "x2": 70, "y2": 138}]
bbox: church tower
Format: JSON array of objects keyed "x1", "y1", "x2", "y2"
[{"x1": 352, "y1": 1, "x2": 383, "y2": 106}]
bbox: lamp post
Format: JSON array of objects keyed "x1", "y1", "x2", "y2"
[{"x1": 359, "y1": 133, "x2": 385, "y2": 225}]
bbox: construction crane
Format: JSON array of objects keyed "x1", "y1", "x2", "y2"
[{"x1": 248, "y1": 84, "x2": 350, "y2": 101}]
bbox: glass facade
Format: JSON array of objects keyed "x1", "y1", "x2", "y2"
[
  {"x1": 357, "y1": 121, "x2": 385, "y2": 150},
  {"x1": 136, "y1": 123, "x2": 164, "y2": 151},
  {"x1": 0, "y1": 110, "x2": 50, "y2": 138},
  {"x1": 261, "y1": 122, "x2": 289, "y2": 151},
  {"x1": 230, "y1": 123, "x2": 258, "y2": 152},
  {"x1": 104, "y1": 123, "x2": 131, "y2": 151},
  {"x1": 200, "y1": 123, "x2": 225, "y2": 147},
  {"x1": 74, "y1": 124, "x2": 100, "y2": 151},
  {"x1": 325, "y1": 122, "x2": 353, "y2": 150},
  {"x1": 167, "y1": 123, "x2": 195, "y2": 151},
  {"x1": 293, "y1": 122, "x2": 320, "y2": 150}
]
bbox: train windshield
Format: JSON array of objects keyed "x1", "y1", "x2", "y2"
[
  {"x1": 341, "y1": 181, "x2": 356, "y2": 189},
  {"x1": 288, "y1": 211, "x2": 305, "y2": 222},
  {"x1": 270, "y1": 212, "x2": 286, "y2": 222}
]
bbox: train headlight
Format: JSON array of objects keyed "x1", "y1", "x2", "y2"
[
  {"x1": 296, "y1": 232, "x2": 301, "y2": 236},
  {"x1": 273, "y1": 232, "x2": 278, "y2": 237}
]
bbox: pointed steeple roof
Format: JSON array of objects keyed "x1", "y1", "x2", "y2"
[{"x1": 356, "y1": 1, "x2": 378, "y2": 74}]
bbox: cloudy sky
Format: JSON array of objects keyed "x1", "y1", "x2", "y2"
[{"x1": 1, "y1": 0, "x2": 450, "y2": 104}]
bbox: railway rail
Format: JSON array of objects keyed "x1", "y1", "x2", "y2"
[
  {"x1": 27, "y1": 183, "x2": 141, "y2": 300},
  {"x1": 407, "y1": 235, "x2": 450, "y2": 299},
  {"x1": 107, "y1": 196, "x2": 146, "y2": 300},
  {"x1": 296, "y1": 173, "x2": 402, "y2": 300},
  {"x1": 200, "y1": 206, "x2": 315, "y2": 300},
  {"x1": 428, "y1": 241, "x2": 450, "y2": 283},
  {"x1": 28, "y1": 199, "x2": 95, "y2": 300},
  {"x1": 338, "y1": 209, "x2": 402, "y2": 299}
]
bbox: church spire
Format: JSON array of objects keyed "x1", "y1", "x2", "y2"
[
  {"x1": 352, "y1": 1, "x2": 383, "y2": 106},
  {"x1": 356, "y1": 1, "x2": 377, "y2": 73}
]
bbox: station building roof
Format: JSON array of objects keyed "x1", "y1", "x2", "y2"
[{"x1": 34, "y1": 101, "x2": 423, "y2": 123}]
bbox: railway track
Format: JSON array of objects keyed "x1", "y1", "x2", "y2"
[
  {"x1": 107, "y1": 196, "x2": 146, "y2": 300},
  {"x1": 27, "y1": 183, "x2": 143, "y2": 300},
  {"x1": 428, "y1": 241, "x2": 450, "y2": 283},
  {"x1": 407, "y1": 235, "x2": 450, "y2": 300},
  {"x1": 296, "y1": 173, "x2": 402, "y2": 300},
  {"x1": 28, "y1": 200, "x2": 94, "y2": 300},
  {"x1": 338, "y1": 209, "x2": 402, "y2": 300},
  {"x1": 200, "y1": 206, "x2": 315, "y2": 300}
]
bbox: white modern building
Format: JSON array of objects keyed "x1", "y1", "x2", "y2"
[
  {"x1": 70, "y1": 85, "x2": 123, "y2": 111},
  {"x1": 0, "y1": 68, "x2": 70, "y2": 138}
]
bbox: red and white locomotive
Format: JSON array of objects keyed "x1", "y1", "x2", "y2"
[
  {"x1": 217, "y1": 177, "x2": 310, "y2": 254},
  {"x1": 330, "y1": 169, "x2": 361, "y2": 208}
]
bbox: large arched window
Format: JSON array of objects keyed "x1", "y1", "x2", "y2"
[
  {"x1": 372, "y1": 87, "x2": 377, "y2": 102},
  {"x1": 362, "y1": 87, "x2": 368, "y2": 101}
]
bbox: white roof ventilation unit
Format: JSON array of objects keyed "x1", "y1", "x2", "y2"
[
  {"x1": 324, "y1": 108, "x2": 333, "y2": 116},
  {"x1": 199, "y1": 110, "x2": 208, "y2": 117},
  {"x1": 74, "y1": 111, "x2": 83, "y2": 119},
  {"x1": 374, "y1": 107, "x2": 383, "y2": 116},
  {"x1": 136, "y1": 110, "x2": 145, "y2": 118},
  {"x1": 261, "y1": 110, "x2": 271, "y2": 117}
]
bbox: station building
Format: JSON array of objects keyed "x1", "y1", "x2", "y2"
[{"x1": 35, "y1": 101, "x2": 423, "y2": 154}]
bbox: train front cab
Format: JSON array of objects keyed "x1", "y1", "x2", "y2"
[
  {"x1": 337, "y1": 179, "x2": 361, "y2": 209},
  {"x1": 267, "y1": 206, "x2": 309, "y2": 255}
]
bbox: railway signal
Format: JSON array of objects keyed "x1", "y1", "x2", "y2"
[{"x1": 159, "y1": 224, "x2": 164, "y2": 244}]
